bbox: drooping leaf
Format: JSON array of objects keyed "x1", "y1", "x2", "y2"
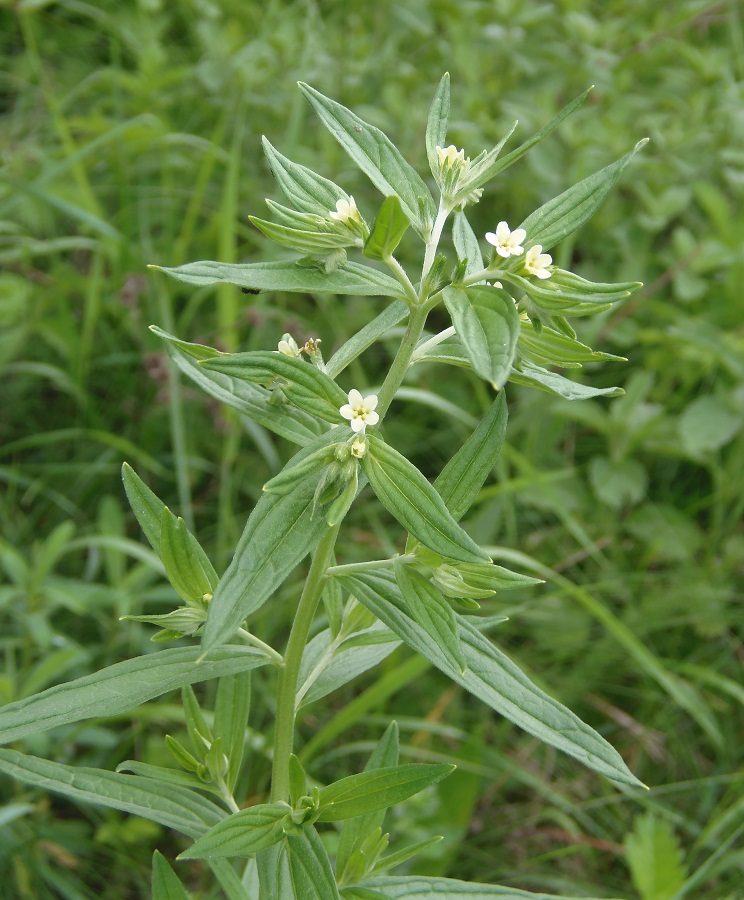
[
  {"x1": 363, "y1": 195, "x2": 410, "y2": 261},
  {"x1": 362, "y1": 435, "x2": 490, "y2": 564},
  {"x1": 426, "y1": 73, "x2": 450, "y2": 178},
  {"x1": 0, "y1": 646, "x2": 267, "y2": 746},
  {"x1": 443, "y1": 285, "x2": 521, "y2": 390},
  {"x1": 396, "y1": 566, "x2": 464, "y2": 674},
  {"x1": 298, "y1": 83, "x2": 436, "y2": 236},
  {"x1": 152, "y1": 851, "x2": 190, "y2": 900},
  {"x1": 340, "y1": 570, "x2": 644, "y2": 788},
  {"x1": 510, "y1": 361, "x2": 624, "y2": 400},
  {"x1": 179, "y1": 802, "x2": 289, "y2": 859}
]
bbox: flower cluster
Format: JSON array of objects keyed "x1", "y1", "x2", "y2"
[{"x1": 485, "y1": 221, "x2": 552, "y2": 279}]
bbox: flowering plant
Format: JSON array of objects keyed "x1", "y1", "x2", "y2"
[{"x1": 0, "y1": 76, "x2": 647, "y2": 897}]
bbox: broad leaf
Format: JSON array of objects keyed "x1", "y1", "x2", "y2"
[
  {"x1": 364, "y1": 195, "x2": 410, "y2": 261},
  {"x1": 179, "y1": 802, "x2": 289, "y2": 858},
  {"x1": 396, "y1": 566, "x2": 464, "y2": 674},
  {"x1": 316, "y1": 763, "x2": 454, "y2": 822},
  {"x1": 299, "y1": 83, "x2": 436, "y2": 236},
  {"x1": 199, "y1": 351, "x2": 347, "y2": 423},
  {"x1": 443, "y1": 285, "x2": 521, "y2": 390},
  {"x1": 340, "y1": 570, "x2": 644, "y2": 788},
  {"x1": 326, "y1": 300, "x2": 409, "y2": 379},
  {"x1": 362, "y1": 435, "x2": 490, "y2": 564},
  {"x1": 510, "y1": 362, "x2": 624, "y2": 400},
  {"x1": 0, "y1": 749, "x2": 224, "y2": 838},
  {"x1": 0, "y1": 646, "x2": 267, "y2": 745},
  {"x1": 152, "y1": 259, "x2": 404, "y2": 299},
  {"x1": 362, "y1": 874, "x2": 622, "y2": 899},
  {"x1": 152, "y1": 851, "x2": 190, "y2": 900},
  {"x1": 262, "y1": 137, "x2": 351, "y2": 215},
  {"x1": 200, "y1": 432, "x2": 341, "y2": 655},
  {"x1": 426, "y1": 73, "x2": 450, "y2": 178},
  {"x1": 517, "y1": 139, "x2": 647, "y2": 251}
]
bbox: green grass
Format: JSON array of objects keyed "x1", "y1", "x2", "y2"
[{"x1": 1, "y1": 0, "x2": 743, "y2": 896}]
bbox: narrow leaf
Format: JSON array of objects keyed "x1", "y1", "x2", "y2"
[
  {"x1": 510, "y1": 362, "x2": 624, "y2": 400},
  {"x1": 443, "y1": 285, "x2": 520, "y2": 390},
  {"x1": 179, "y1": 802, "x2": 289, "y2": 858},
  {"x1": 214, "y1": 672, "x2": 252, "y2": 791},
  {"x1": 316, "y1": 763, "x2": 454, "y2": 822},
  {"x1": 507, "y1": 268, "x2": 641, "y2": 311},
  {"x1": 519, "y1": 321, "x2": 625, "y2": 368},
  {"x1": 0, "y1": 647, "x2": 267, "y2": 746},
  {"x1": 362, "y1": 874, "x2": 623, "y2": 899},
  {"x1": 452, "y1": 212, "x2": 484, "y2": 277},
  {"x1": 362, "y1": 435, "x2": 490, "y2": 564},
  {"x1": 152, "y1": 851, "x2": 190, "y2": 900},
  {"x1": 426, "y1": 73, "x2": 450, "y2": 177},
  {"x1": 298, "y1": 83, "x2": 436, "y2": 235},
  {"x1": 326, "y1": 300, "x2": 409, "y2": 379},
  {"x1": 160, "y1": 511, "x2": 215, "y2": 604},
  {"x1": 396, "y1": 567, "x2": 465, "y2": 674},
  {"x1": 250, "y1": 217, "x2": 352, "y2": 254},
  {"x1": 262, "y1": 137, "x2": 350, "y2": 215},
  {"x1": 258, "y1": 828, "x2": 342, "y2": 900},
  {"x1": 363, "y1": 195, "x2": 410, "y2": 261}
]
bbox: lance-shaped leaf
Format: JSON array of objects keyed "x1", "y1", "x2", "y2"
[
  {"x1": 214, "y1": 672, "x2": 252, "y2": 792},
  {"x1": 517, "y1": 139, "x2": 647, "y2": 252},
  {"x1": 200, "y1": 431, "x2": 341, "y2": 655},
  {"x1": 362, "y1": 434, "x2": 490, "y2": 565},
  {"x1": 434, "y1": 561, "x2": 542, "y2": 599},
  {"x1": 443, "y1": 285, "x2": 521, "y2": 390},
  {"x1": 510, "y1": 361, "x2": 624, "y2": 400},
  {"x1": 199, "y1": 351, "x2": 347, "y2": 424},
  {"x1": 179, "y1": 802, "x2": 290, "y2": 858},
  {"x1": 506, "y1": 268, "x2": 641, "y2": 311},
  {"x1": 0, "y1": 646, "x2": 268, "y2": 746},
  {"x1": 298, "y1": 82, "x2": 436, "y2": 236},
  {"x1": 160, "y1": 510, "x2": 216, "y2": 605},
  {"x1": 452, "y1": 88, "x2": 592, "y2": 207},
  {"x1": 258, "y1": 828, "x2": 342, "y2": 900},
  {"x1": 426, "y1": 73, "x2": 450, "y2": 178},
  {"x1": 152, "y1": 326, "x2": 324, "y2": 445},
  {"x1": 316, "y1": 763, "x2": 454, "y2": 822},
  {"x1": 396, "y1": 566, "x2": 464, "y2": 674},
  {"x1": 250, "y1": 217, "x2": 353, "y2": 255},
  {"x1": 412, "y1": 331, "x2": 470, "y2": 369},
  {"x1": 263, "y1": 443, "x2": 340, "y2": 496},
  {"x1": 151, "y1": 259, "x2": 404, "y2": 299},
  {"x1": 340, "y1": 569, "x2": 644, "y2": 788},
  {"x1": 326, "y1": 300, "x2": 409, "y2": 379},
  {"x1": 363, "y1": 195, "x2": 410, "y2": 261},
  {"x1": 262, "y1": 137, "x2": 351, "y2": 215},
  {"x1": 0, "y1": 749, "x2": 225, "y2": 838},
  {"x1": 452, "y1": 212, "x2": 484, "y2": 277},
  {"x1": 518, "y1": 321, "x2": 625, "y2": 369},
  {"x1": 152, "y1": 851, "x2": 190, "y2": 900},
  {"x1": 362, "y1": 874, "x2": 623, "y2": 899}
]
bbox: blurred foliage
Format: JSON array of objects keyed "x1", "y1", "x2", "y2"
[{"x1": 1, "y1": 0, "x2": 742, "y2": 896}]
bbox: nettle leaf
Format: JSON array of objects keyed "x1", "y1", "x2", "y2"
[
  {"x1": 316, "y1": 763, "x2": 454, "y2": 822},
  {"x1": 199, "y1": 351, "x2": 347, "y2": 424},
  {"x1": 362, "y1": 434, "x2": 490, "y2": 565},
  {"x1": 152, "y1": 326, "x2": 324, "y2": 445},
  {"x1": 517, "y1": 139, "x2": 648, "y2": 252},
  {"x1": 452, "y1": 212, "x2": 484, "y2": 277},
  {"x1": 518, "y1": 321, "x2": 625, "y2": 369},
  {"x1": 396, "y1": 566, "x2": 465, "y2": 674},
  {"x1": 0, "y1": 749, "x2": 224, "y2": 838},
  {"x1": 364, "y1": 195, "x2": 410, "y2": 261},
  {"x1": 152, "y1": 851, "x2": 190, "y2": 900},
  {"x1": 258, "y1": 828, "x2": 342, "y2": 900},
  {"x1": 443, "y1": 285, "x2": 521, "y2": 390},
  {"x1": 426, "y1": 73, "x2": 450, "y2": 178},
  {"x1": 299, "y1": 83, "x2": 436, "y2": 236},
  {"x1": 0, "y1": 647, "x2": 266, "y2": 745},
  {"x1": 508, "y1": 268, "x2": 641, "y2": 311},
  {"x1": 179, "y1": 802, "x2": 289, "y2": 859},
  {"x1": 340, "y1": 569, "x2": 644, "y2": 788},
  {"x1": 362, "y1": 874, "x2": 621, "y2": 899},
  {"x1": 510, "y1": 361, "x2": 624, "y2": 400},
  {"x1": 200, "y1": 431, "x2": 341, "y2": 655},
  {"x1": 262, "y1": 137, "x2": 351, "y2": 216},
  {"x1": 151, "y1": 259, "x2": 404, "y2": 299},
  {"x1": 327, "y1": 300, "x2": 409, "y2": 379}
]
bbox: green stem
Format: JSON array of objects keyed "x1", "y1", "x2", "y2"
[
  {"x1": 374, "y1": 304, "x2": 429, "y2": 420},
  {"x1": 326, "y1": 554, "x2": 415, "y2": 577},
  {"x1": 236, "y1": 628, "x2": 284, "y2": 666},
  {"x1": 270, "y1": 523, "x2": 340, "y2": 802},
  {"x1": 422, "y1": 201, "x2": 449, "y2": 280},
  {"x1": 384, "y1": 254, "x2": 418, "y2": 306}
]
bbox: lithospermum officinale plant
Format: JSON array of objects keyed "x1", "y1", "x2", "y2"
[{"x1": 0, "y1": 77, "x2": 648, "y2": 897}]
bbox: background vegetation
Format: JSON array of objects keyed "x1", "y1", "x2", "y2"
[{"x1": 1, "y1": 0, "x2": 742, "y2": 897}]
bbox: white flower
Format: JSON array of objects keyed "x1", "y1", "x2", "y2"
[
  {"x1": 329, "y1": 196, "x2": 360, "y2": 225},
  {"x1": 350, "y1": 436, "x2": 368, "y2": 458},
  {"x1": 339, "y1": 389, "x2": 379, "y2": 433},
  {"x1": 436, "y1": 145, "x2": 467, "y2": 169},
  {"x1": 485, "y1": 221, "x2": 526, "y2": 258},
  {"x1": 523, "y1": 244, "x2": 553, "y2": 279},
  {"x1": 277, "y1": 333, "x2": 300, "y2": 357}
]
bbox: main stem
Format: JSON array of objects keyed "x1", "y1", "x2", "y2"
[
  {"x1": 270, "y1": 523, "x2": 340, "y2": 802},
  {"x1": 374, "y1": 303, "x2": 429, "y2": 420}
]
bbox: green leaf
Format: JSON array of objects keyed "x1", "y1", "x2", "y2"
[
  {"x1": 518, "y1": 321, "x2": 625, "y2": 368},
  {"x1": 362, "y1": 434, "x2": 490, "y2": 564},
  {"x1": 363, "y1": 195, "x2": 410, "y2": 261},
  {"x1": 678, "y1": 395, "x2": 742, "y2": 456},
  {"x1": 443, "y1": 285, "x2": 521, "y2": 390},
  {"x1": 340, "y1": 570, "x2": 644, "y2": 788},
  {"x1": 0, "y1": 749, "x2": 224, "y2": 838},
  {"x1": 452, "y1": 212, "x2": 484, "y2": 277},
  {"x1": 200, "y1": 432, "x2": 340, "y2": 655},
  {"x1": 263, "y1": 443, "x2": 339, "y2": 496},
  {"x1": 182, "y1": 682, "x2": 213, "y2": 751},
  {"x1": 160, "y1": 511, "x2": 216, "y2": 605},
  {"x1": 258, "y1": 828, "x2": 342, "y2": 900},
  {"x1": 507, "y1": 268, "x2": 641, "y2": 311},
  {"x1": 426, "y1": 73, "x2": 450, "y2": 178},
  {"x1": 316, "y1": 763, "x2": 454, "y2": 822},
  {"x1": 152, "y1": 326, "x2": 324, "y2": 445},
  {"x1": 115, "y1": 760, "x2": 221, "y2": 796},
  {"x1": 199, "y1": 351, "x2": 347, "y2": 424},
  {"x1": 326, "y1": 300, "x2": 409, "y2": 379},
  {"x1": 589, "y1": 457, "x2": 648, "y2": 509},
  {"x1": 179, "y1": 802, "x2": 289, "y2": 859},
  {"x1": 0, "y1": 646, "x2": 267, "y2": 746},
  {"x1": 121, "y1": 463, "x2": 219, "y2": 589},
  {"x1": 250, "y1": 217, "x2": 353, "y2": 255},
  {"x1": 152, "y1": 851, "x2": 190, "y2": 900},
  {"x1": 151, "y1": 259, "x2": 404, "y2": 299},
  {"x1": 337, "y1": 723, "x2": 400, "y2": 881},
  {"x1": 298, "y1": 83, "x2": 436, "y2": 236},
  {"x1": 262, "y1": 137, "x2": 351, "y2": 216},
  {"x1": 433, "y1": 391, "x2": 507, "y2": 522},
  {"x1": 510, "y1": 361, "x2": 624, "y2": 400},
  {"x1": 214, "y1": 672, "x2": 252, "y2": 792},
  {"x1": 371, "y1": 836, "x2": 444, "y2": 874},
  {"x1": 624, "y1": 813, "x2": 688, "y2": 900},
  {"x1": 395, "y1": 567, "x2": 464, "y2": 674},
  {"x1": 437, "y1": 561, "x2": 542, "y2": 597},
  {"x1": 517, "y1": 139, "x2": 648, "y2": 251},
  {"x1": 452, "y1": 88, "x2": 593, "y2": 207},
  {"x1": 362, "y1": 874, "x2": 622, "y2": 899}
]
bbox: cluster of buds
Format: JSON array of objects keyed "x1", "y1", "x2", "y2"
[
  {"x1": 436, "y1": 145, "x2": 483, "y2": 209},
  {"x1": 485, "y1": 221, "x2": 552, "y2": 279},
  {"x1": 328, "y1": 196, "x2": 369, "y2": 241}
]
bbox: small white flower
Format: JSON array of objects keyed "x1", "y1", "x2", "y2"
[
  {"x1": 277, "y1": 333, "x2": 300, "y2": 357},
  {"x1": 436, "y1": 145, "x2": 466, "y2": 169},
  {"x1": 339, "y1": 389, "x2": 379, "y2": 433},
  {"x1": 485, "y1": 221, "x2": 526, "y2": 258},
  {"x1": 329, "y1": 196, "x2": 360, "y2": 225},
  {"x1": 350, "y1": 436, "x2": 368, "y2": 458},
  {"x1": 523, "y1": 244, "x2": 553, "y2": 279}
]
